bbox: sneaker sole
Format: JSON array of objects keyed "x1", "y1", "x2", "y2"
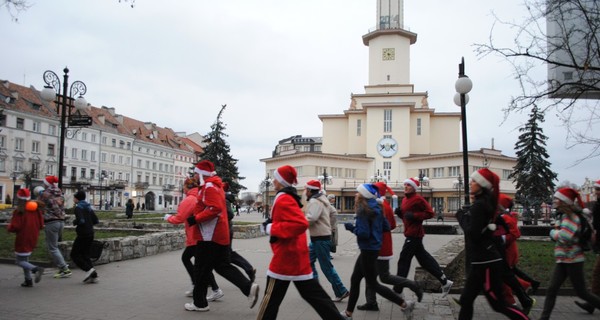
[
  {"x1": 249, "y1": 284, "x2": 259, "y2": 308},
  {"x1": 207, "y1": 292, "x2": 224, "y2": 302}
]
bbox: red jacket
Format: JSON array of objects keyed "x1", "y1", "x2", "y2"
[
  {"x1": 7, "y1": 204, "x2": 44, "y2": 255},
  {"x1": 378, "y1": 199, "x2": 396, "y2": 259},
  {"x1": 192, "y1": 176, "x2": 230, "y2": 246},
  {"x1": 266, "y1": 191, "x2": 313, "y2": 281},
  {"x1": 399, "y1": 192, "x2": 434, "y2": 238},
  {"x1": 167, "y1": 187, "x2": 202, "y2": 246},
  {"x1": 493, "y1": 211, "x2": 521, "y2": 267}
]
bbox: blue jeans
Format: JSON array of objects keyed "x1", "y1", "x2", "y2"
[
  {"x1": 309, "y1": 239, "x2": 348, "y2": 297},
  {"x1": 44, "y1": 220, "x2": 68, "y2": 269}
]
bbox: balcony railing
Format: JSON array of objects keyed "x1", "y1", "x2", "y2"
[{"x1": 134, "y1": 182, "x2": 149, "y2": 189}]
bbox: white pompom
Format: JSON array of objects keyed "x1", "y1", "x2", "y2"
[
  {"x1": 376, "y1": 197, "x2": 384, "y2": 204},
  {"x1": 487, "y1": 223, "x2": 497, "y2": 231}
]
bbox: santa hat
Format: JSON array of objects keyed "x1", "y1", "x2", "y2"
[
  {"x1": 594, "y1": 180, "x2": 600, "y2": 188},
  {"x1": 498, "y1": 194, "x2": 514, "y2": 212},
  {"x1": 357, "y1": 183, "x2": 379, "y2": 199},
  {"x1": 16, "y1": 188, "x2": 31, "y2": 200},
  {"x1": 374, "y1": 181, "x2": 395, "y2": 197},
  {"x1": 43, "y1": 175, "x2": 58, "y2": 188},
  {"x1": 471, "y1": 168, "x2": 500, "y2": 201},
  {"x1": 403, "y1": 177, "x2": 420, "y2": 190},
  {"x1": 273, "y1": 165, "x2": 298, "y2": 187},
  {"x1": 305, "y1": 180, "x2": 321, "y2": 190},
  {"x1": 554, "y1": 187, "x2": 584, "y2": 208},
  {"x1": 194, "y1": 160, "x2": 216, "y2": 177}
]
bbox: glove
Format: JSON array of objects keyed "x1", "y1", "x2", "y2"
[
  {"x1": 187, "y1": 215, "x2": 197, "y2": 226},
  {"x1": 344, "y1": 222, "x2": 355, "y2": 232},
  {"x1": 163, "y1": 214, "x2": 172, "y2": 221},
  {"x1": 269, "y1": 236, "x2": 279, "y2": 243},
  {"x1": 404, "y1": 211, "x2": 414, "y2": 221}
]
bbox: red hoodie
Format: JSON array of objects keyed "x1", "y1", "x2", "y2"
[
  {"x1": 399, "y1": 192, "x2": 434, "y2": 238},
  {"x1": 167, "y1": 187, "x2": 202, "y2": 246},
  {"x1": 192, "y1": 176, "x2": 230, "y2": 246},
  {"x1": 7, "y1": 204, "x2": 44, "y2": 255}
]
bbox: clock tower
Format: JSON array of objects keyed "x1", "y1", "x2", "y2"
[{"x1": 362, "y1": 0, "x2": 417, "y2": 87}]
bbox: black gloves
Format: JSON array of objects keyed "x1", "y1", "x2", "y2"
[
  {"x1": 187, "y1": 215, "x2": 197, "y2": 226},
  {"x1": 344, "y1": 222, "x2": 355, "y2": 232}
]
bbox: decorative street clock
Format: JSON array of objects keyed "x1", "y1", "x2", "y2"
[
  {"x1": 382, "y1": 48, "x2": 395, "y2": 60},
  {"x1": 377, "y1": 137, "x2": 398, "y2": 157}
]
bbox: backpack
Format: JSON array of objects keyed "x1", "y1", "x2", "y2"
[{"x1": 576, "y1": 212, "x2": 594, "y2": 252}]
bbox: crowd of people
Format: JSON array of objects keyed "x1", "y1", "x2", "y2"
[{"x1": 6, "y1": 163, "x2": 600, "y2": 320}]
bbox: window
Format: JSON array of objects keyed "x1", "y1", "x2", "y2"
[
  {"x1": 433, "y1": 167, "x2": 444, "y2": 178},
  {"x1": 32, "y1": 121, "x2": 41, "y2": 132},
  {"x1": 48, "y1": 144, "x2": 55, "y2": 156},
  {"x1": 315, "y1": 166, "x2": 327, "y2": 176},
  {"x1": 0, "y1": 158, "x2": 5, "y2": 172},
  {"x1": 101, "y1": 152, "x2": 107, "y2": 162},
  {"x1": 81, "y1": 132, "x2": 87, "y2": 141},
  {"x1": 502, "y1": 169, "x2": 512, "y2": 180},
  {"x1": 102, "y1": 137, "x2": 107, "y2": 145},
  {"x1": 344, "y1": 196, "x2": 356, "y2": 213},
  {"x1": 31, "y1": 162, "x2": 39, "y2": 178},
  {"x1": 81, "y1": 150, "x2": 87, "y2": 161},
  {"x1": 417, "y1": 118, "x2": 422, "y2": 135},
  {"x1": 159, "y1": 163, "x2": 163, "y2": 171},
  {"x1": 146, "y1": 161, "x2": 150, "y2": 169},
  {"x1": 448, "y1": 166, "x2": 460, "y2": 177},
  {"x1": 563, "y1": 72, "x2": 573, "y2": 81},
  {"x1": 118, "y1": 155, "x2": 123, "y2": 164},
  {"x1": 418, "y1": 169, "x2": 430, "y2": 180},
  {"x1": 126, "y1": 142, "x2": 131, "y2": 150},
  {"x1": 314, "y1": 145, "x2": 321, "y2": 152},
  {"x1": 112, "y1": 139, "x2": 116, "y2": 147},
  {"x1": 80, "y1": 168, "x2": 86, "y2": 178},
  {"x1": 91, "y1": 151, "x2": 96, "y2": 162},
  {"x1": 71, "y1": 148, "x2": 78, "y2": 159},
  {"x1": 126, "y1": 157, "x2": 131, "y2": 165},
  {"x1": 91, "y1": 134, "x2": 96, "y2": 143},
  {"x1": 331, "y1": 167, "x2": 342, "y2": 177},
  {"x1": 31, "y1": 141, "x2": 40, "y2": 153},
  {"x1": 15, "y1": 138, "x2": 24, "y2": 151},
  {"x1": 383, "y1": 109, "x2": 392, "y2": 132},
  {"x1": 0, "y1": 135, "x2": 5, "y2": 149},
  {"x1": 16, "y1": 118, "x2": 24, "y2": 129},
  {"x1": 125, "y1": 173, "x2": 130, "y2": 182},
  {"x1": 111, "y1": 154, "x2": 116, "y2": 163},
  {"x1": 90, "y1": 169, "x2": 95, "y2": 179},
  {"x1": 0, "y1": 113, "x2": 5, "y2": 126},
  {"x1": 49, "y1": 125, "x2": 56, "y2": 136},
  {"x1": 152, "y1": 162, "x2": 157, "y2": 170},
  {"x1": 137, "y1": 159, "x2": 142, "y2": 168},
  {"x1": 344, "y1": 168, "x2": 356, "y2": 179},
  {"x1": 71, "y1": 167, "x2": 77, "y2": 178},
  {"x1": 383, "y1": 161, "x2": 392, "y2": 181},
  {"x1": 14, "y1": 159, "x2": 23, "y2": 172},
  {"x1": 357, "y1": 119, "x2": 362, "y2": 136},
  {"x1": 47, "y1": 164, "x2": 55, "y2": 176}
]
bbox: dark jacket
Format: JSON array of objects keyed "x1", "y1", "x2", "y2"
[
  {"x1": 463, "y1": 191, "x2": 502, "y2": 264},
  {"x1": 73, "y1": 200, "x2": 99, "y2": 237}
]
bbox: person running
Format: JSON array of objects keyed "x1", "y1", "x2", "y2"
[
  {"x1": 304, "y1": 179, "x2": 349, "y2": 302},
  {"x1": 38, "y1": 176, "x2": 71, "y2": 278},
  {"x1": 539, "y1": 187, "x2": 600, "y2": 319},
  {"x1": 574, "y1": 179, "x2": 600, "y2": 314},
  {"x1": 7, "y1": 188, "x2": 45, "y2": 287},
  {"x1": 185, "y1": 160, "x2": 259, "y2": 312},
  {"x1": 256, "y1": 165, "x2": 344, "y2": 320},
  {"x1": 164, "y1": 178, "x2": 222, "y2": 299},
  {"x1": 394, "y1": 177, "x2": 453, "y2": 297},
  {"x1": 341, "y1": 183, "x2": 415, "y2": 320},
  {"x1": 358, "y1": 182, "x2": 423, "y2": 311},
  {"x1": 70, "y1": 191, "x2": 100, "y2": 283},
  {"x1": 457, "y1": 168, "x2": 529, "y2": 320}
]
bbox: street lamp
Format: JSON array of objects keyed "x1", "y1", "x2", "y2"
[
  {"x1": 41, "y1": 67, "x2": 89, "y2": 189},
  {"x1": 260, "y1": 174, "x2": 273, "y2": 217},
  {"x1": 417, "y1": 172, "x2": 429, "y2": 196},
  {"x1": 371, "y1": 169, "x2": 385, "y2": 182},
  {"x1": 317, "y1": 169, "x2": 333, "y2": 191},
  {"x1": 99, "y1": 170, "x2": 107, "y2": 210},
  {"x1": 11, "y1": 171, "x2": 18, "y2": 207},
  {"x1": 454, "y1": 57, "x2": 473, "y2": 206},
  {"x1": 453, "y1": 173, "x2": 463, "y2": 210}
]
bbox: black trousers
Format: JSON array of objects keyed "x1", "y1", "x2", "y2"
[
  {"x1": 192, "y1": 241, "x2": 251, "y2": 308},
  {"x1": 256, "y1": 276, "x2": 343, "y2": 320},
  {"x1": 365, "y1": 259, "x2": 419, "y2": 304},
  {"x1": 395, "y1": 237, "x2": 445, "y2": 292},
  {"x1": 70, "y1": 235, "x2": 94, "y2": 272}
]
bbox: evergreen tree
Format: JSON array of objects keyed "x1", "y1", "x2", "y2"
[
  {"x1": 508, "y1": 105, "x2": 558, "y2": 224},
  {"x1": 200, "y1": 105, "x2": 246, "y2": 194}
]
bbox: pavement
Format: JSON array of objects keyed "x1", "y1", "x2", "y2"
[{"x1": 0, "y1": 211, "x2": 593, "y2": 320}]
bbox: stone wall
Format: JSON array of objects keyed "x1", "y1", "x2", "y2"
[{"x1": 414, "y1": 236, "x2": 465, "y2": 292}]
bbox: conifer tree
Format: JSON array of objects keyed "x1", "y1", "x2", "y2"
[
  {"x1": 200, "y1": 105, "x2": 246, "y2": 194},
  {"x1": 508, "y1": 105, "x2": 557, "y2": 224}
]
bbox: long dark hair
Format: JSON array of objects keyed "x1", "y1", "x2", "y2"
[{"x1": 355, "y1": 194, "x2": 376, "y2": 220}]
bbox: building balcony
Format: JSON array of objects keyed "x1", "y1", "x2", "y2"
[{"x1": 134, "y1": 182, "x2": 149, "y2": 189}]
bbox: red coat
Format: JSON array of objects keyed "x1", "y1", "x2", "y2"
[
  {"x1": 7, "y1": 205, "x2": 44, "y2": 255},
  {"x1": 493, "y1": 211, "x2": 521, "y2": 267},
  {"x1": 378, "y1": 199, "x2": 396, "y2": 259},
  {"x1": 167, "y1": 187, "x2": 202, "y2": 246},
  {"x1": 192, "y1": 176, "x2": 230, "y2": 246},
  {"x1": 400, "y1": 192, "x2": 434, "y2": 238},
  {"x1": 266, "y1": 191, "x2": 313, "y2": 281}
]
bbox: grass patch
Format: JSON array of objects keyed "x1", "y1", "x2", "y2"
[{"x1": 517, "y1": 240, "x2": 595, "y2": 288}]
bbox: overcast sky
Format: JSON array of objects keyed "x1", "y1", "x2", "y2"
[{"x1": 1, "y1": 0, "x2": 597, "y2": 192}]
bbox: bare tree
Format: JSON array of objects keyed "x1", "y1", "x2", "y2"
[
  {"x1": 475, "y1": 0, "x2": 600, "y2": 164},
  {"x1": 1, "y1": 0, "x2": 31, "y2": 21}
]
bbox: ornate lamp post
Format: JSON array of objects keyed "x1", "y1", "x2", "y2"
[
  {"x1": 371, "y1": 169, "x2": 385, "y2": 183},
  {"x1": 40, "y1": 67, "x2": 90, "y2": 189},
  {"x1": 11, "y1": 171, "x2": 18, "y2": 207},
  {"x1": 453, "y1": 57, "x2": 473, "y2": 206},
  {"x1": 418, "y1": 172, "x2": 429, "y2": 197},
  {"x1": 260, "y1": 174, "x2": 273, "y2": 217},
  {"x1": 317, "y1": 169, "x2": 333, "y2": 191},
  {"x1": 453, "y1": 174, "x2": 463, "y2": 210}
]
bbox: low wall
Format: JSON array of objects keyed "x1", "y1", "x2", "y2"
[{"x1": 414, "y1": 236, "x2": 465, "y2": 292}]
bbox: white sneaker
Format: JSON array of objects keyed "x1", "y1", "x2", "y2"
[
  {"x1": 206, "y1": 288, "x2": 224, "y2": 301},
  {"x1": 185, "y1": 286, "x2": 194, "y2": 297},
  {"x1": 184, "y1": 302, "x2": 209, "y2": 312},
  {"x1": 83, "y1": 268, "x2": 96, "y2": 283},
  {"x1": 441, "y1": 280, "x2": 454, "y2": 298},
  {"x1": 248, "y1": 283, "x2": 259, "y2": 309},
  {"x1": 401, "y1": 300, "x2": 415, "y2": 320}
]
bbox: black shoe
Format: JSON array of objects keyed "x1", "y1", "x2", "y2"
[
  {"x1": 357, "y1": 303, "x2": 379, "y2": 311},
  {"x1": 248, "y1": 268, "x2": 256, "y2": 283},
  {"x1": 529, "y1": 281, "x2": 540, "y2": 295},
  {"x1": 21, "y1": 279, "x2": 33, "y2": 287},
  {"x1": 575, "y1": 300, "x2": 595, "y2": 314},
  {"x1": 414, "y1": 285, "x2": 424, "y2": 302},
  {"x1": 522, "y1": 297, "x2": 536, "y2": 315}
]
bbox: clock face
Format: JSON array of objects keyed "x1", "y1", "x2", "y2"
[
  {"x1": 377, "y1": 137, "x2": 398, "y2": 157},
  {"x1": 382, "y1": 48, "x2": 395, "y2": 61}
]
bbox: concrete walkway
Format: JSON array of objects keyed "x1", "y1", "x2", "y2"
[{"x1": 0, "y1": 211, "x2": 592, "y2": 319}]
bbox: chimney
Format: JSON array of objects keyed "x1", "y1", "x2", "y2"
[
  {"x1": 143, "y1": 122, "x2": 153, "y2": 130},
  {"x1": 115, "y1": 114, "x2": 124, "y2": 124},
  {"x1": 98, "y1": 115, "x2": 105, "y2": 124}
]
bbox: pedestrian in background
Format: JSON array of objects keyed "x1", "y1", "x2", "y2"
[
  {"x1": 125, "y1": 199, "x2": 134, "y2": 219},
  {"x1": 327, "y1": 194, "x2": 339, "y2": 253},
  {"x1": 38, "y1": 176, "x2": 71, "y2": 278},
  {"x1": 71, "y1": 191, "x2": 99, "y2": 283},
  {"x1": 341, "y1": 183, "x2": 415, "y2": 320},
  {"x1": 7, "y1": 188, "x2": 45, "y2": 287},
  {"x1": 539, "y1": 187, "x2": 600, "y2": 319},
  {"x1": 256, "y1": 165, "x2": 344, "y2": 320},
  {"x1": 395, "y1": 177, "x2": 453, "y2": 297},
  {"x1": 304, "y1": 179, "x2": 349, "y2": 302}
]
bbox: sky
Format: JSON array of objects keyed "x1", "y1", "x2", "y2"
[{"x1": 1, "y1": 0, "x2": 597, "y2": 192}]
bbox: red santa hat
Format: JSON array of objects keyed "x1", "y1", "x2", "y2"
[
  {"x1": 498, "y1": 194, "x2": 514, "y2": 212},
  {"x1": 357, "y1": 183, "x2": 379, "y2": 199},
  {"x1": 403, "y1": 177, "x2": 420, "y2": 190},
  {"x1": 43, "y1": 175, "x2": 58, "y2": 188},
  {"x1": 471, "y1": 168, "x2": 500, "y2": 201},
  {"x1": 17, "y1": 188, "x2": 31, "y2": 200},
  {"x1": 305, "y1": 180, "x2": 321, "y2": 190},
  {"x1": 374, "y1": 181, "x2": 395, "y2": 196},
  {"x1": 594, "y1": 180, "x2": 600, "y2": 188},
  {"x1": 194, "y1": 160, "x2": 216, "y2": 177},
  {"x1": 554, "y1": 187, "x2": 584, "y2": 208},
  {"x1": 273, "y1": 165, "x2": 298, "y2": 187}
]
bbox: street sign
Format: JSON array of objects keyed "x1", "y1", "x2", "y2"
[{"x1": 68, "y1": 115, "x2": 92, "y2": 127}]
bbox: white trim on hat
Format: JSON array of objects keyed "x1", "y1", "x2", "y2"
[
  {"x1": 554, "y1": 190, "x2": 573, "y2": 205},
  {"x1": 403, "y1": 178, "x2": 417, "y2": 190},
  {"x1": 273, "y1": 169, "x2": 291, "y2": 188},
  {"x1": 43, "y1": 178, "x2": 53, "y2": 187},
  {"x1": 194, "y1": 167, "x2": 215, "y2": 177},
  {"x1": 305, "y1": 183, "x2": 320, "y2": 190},
  {"x1": 471, "y1": 171, "x2": 492, "y2": 190},
  {"x1": 357, "y1": 184, "x2": 376, "y2": 199}
]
